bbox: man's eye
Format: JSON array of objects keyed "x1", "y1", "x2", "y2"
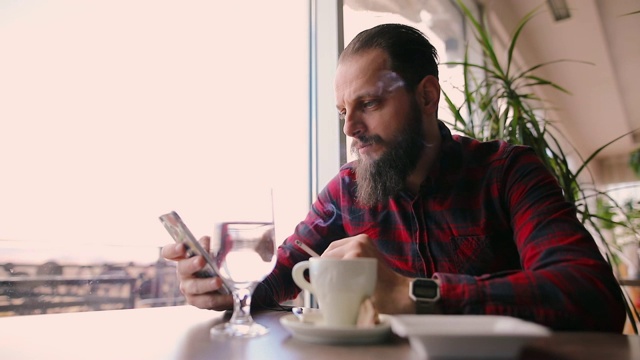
[
  {"x1": 338, "y1": 111, "x2": 346, "y2": 121},
  {"x1": 362, "y1": 100, "x2": 379, "y2": 109}
]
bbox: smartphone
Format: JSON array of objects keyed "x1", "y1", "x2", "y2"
[{"x1": 159, "y1": 211, "x2": 231, "y2": 294}]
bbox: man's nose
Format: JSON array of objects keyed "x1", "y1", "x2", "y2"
[{"x1": 342, "y1": 111, "x2": 364, "y2": 138}]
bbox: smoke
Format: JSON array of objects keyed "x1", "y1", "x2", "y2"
[{"x1": 311, "y1": 203, "x2": 338, "y2": 227}]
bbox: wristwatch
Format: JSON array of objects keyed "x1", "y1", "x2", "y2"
[{"x1": 409, "y1": 278, "x2": 440, "y2": 314}]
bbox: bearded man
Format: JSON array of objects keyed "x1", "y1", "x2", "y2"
[{"x1": 162, "y1": 23, "x2": 625, "y2": 332}]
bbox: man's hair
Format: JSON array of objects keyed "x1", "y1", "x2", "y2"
[{"x1": 340, "y1": 23, "x2": 439, "y2": 92}]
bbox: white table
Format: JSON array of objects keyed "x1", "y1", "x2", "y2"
[{"x1": 0, "y1": 306, "x2": 639, "y2": 360}]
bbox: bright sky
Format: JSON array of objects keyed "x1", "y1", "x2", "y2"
[{"x1": 0, "y1": 1, "x2": 309, "y2": 263}]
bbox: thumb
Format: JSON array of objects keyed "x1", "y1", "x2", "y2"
[{"x1": 199, "y1": 236, "x2": 211, "y2": 252}]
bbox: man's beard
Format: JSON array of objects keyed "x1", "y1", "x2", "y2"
[{"x1": 352, "y1": 103, "x2": 425, "y2": 207}]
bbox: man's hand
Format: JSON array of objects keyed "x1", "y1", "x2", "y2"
[
  {"x1": 161, "y1": 236, "x2": 233, "y2": 311},
  {"x1": 321, "y1": 234, "x2": 415, "y2": 314}
]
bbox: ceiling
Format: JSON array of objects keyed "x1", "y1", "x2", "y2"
[{"x1": 478, "y1": 0, "x2": 640, "y2": 182}]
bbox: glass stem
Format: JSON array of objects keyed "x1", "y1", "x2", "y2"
[{"x1": 229, "y1": 287, "x2": 254, "y2": 326}]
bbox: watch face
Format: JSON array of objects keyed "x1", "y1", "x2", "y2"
[
  {"x1": 412, "y1": 279, "x2": 439, "y2": 300},
  {"x1": 414, "y1": 285, "x2": 438, "y2": 298}
]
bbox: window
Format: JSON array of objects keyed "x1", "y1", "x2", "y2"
[{"x1": 0, "y1": 1, "x2": 310, "y2": 315}]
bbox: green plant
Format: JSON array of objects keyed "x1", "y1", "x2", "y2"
[
  {"x1": 444, "y1": 0, "x2": 640, "y2": 332},
  {"x1": 630, "y1": 148, "x2": 640, "y2": 178}
]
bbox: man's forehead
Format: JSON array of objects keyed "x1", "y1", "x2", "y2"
[
  {"x1": 376, "y1": 71, "x2": 405, "y2": 92},
  {"x1": 335, "y1": 51, "x2": 404, "y2": 110},
  {"x1": 335, "y1": 64, "x2": 405, "y2": 105}
]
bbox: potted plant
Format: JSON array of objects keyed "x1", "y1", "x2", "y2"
[{"x1": 444, "y1": 0, "x2": 640, "y2": 332}]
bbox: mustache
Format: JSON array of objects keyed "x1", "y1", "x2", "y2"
[{"x1": 351, "y1": 135, "x2": 383, "y2": 148}]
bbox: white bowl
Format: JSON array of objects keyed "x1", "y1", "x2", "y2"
[{"x1": 389, "y1": 315, "x2": 551, "y2": 359}]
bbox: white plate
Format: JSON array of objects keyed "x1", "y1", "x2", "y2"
[
  {"x1": 279, "y1": 313, "x2": 392, "y2": 345},
  {"x1": 389, "y1": 315, "x2": 551, "y2": 359}
]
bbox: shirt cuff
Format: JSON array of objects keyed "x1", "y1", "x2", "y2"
[{"x1": 432, "y1": 272, "x2": 484, "y2": 314}]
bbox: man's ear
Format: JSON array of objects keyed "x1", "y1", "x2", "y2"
[{"x1": 416, "y1": 75, "x2": 440, "y2": 114}]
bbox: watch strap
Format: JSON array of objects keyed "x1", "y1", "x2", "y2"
[{"x1": 415, "y1": 300, "x2": 438, "y2": 314}]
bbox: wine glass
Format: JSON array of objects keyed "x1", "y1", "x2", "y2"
[{"x1": 209, "y1": 219, "x2": 277, "y2": 338}]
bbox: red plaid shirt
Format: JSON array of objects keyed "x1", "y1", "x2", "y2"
[{"x1": 259, "y1": 122, "x2": 625, "y2": 332}]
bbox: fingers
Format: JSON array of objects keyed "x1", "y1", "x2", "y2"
[
  {"x1": 179, "y1": 275, "x2": 220, "y2": 297},
  {"x1": 161, "y1": 242, "x2": 188, "y2": 261},
  {"x1": 162, "y1": 236, "x2": 232, "y2": 311},
  {"x1": 180, "y1": 276, "x2": 234, "y2": 311},
  {"x1": 199, "y1": 236, "x2": 211, "y2": 252},
  {"x1": 176, "y1": 255, "x2": 207, "y2": 278},
  {"x1": 161, "y1": 235, "x2": 210, "y2": 262},
  {"x1": 322, "y1": 234, "x2": 375, "y2": 259},
  {"x1": 176, "y1": 258, "x2": 233, "y2": 311}
]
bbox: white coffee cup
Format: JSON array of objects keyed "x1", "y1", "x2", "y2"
[{"x1": 292, "y1": 257, "x2": 377, "y2": 327}]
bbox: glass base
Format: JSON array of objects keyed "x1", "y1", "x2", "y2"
[{"x1": 210, "y1": 322, "x2": 269, "y2": 338}]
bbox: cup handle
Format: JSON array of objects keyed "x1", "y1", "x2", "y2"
[{"x1": 292, "y1": 261, "x2": 314, "y2": 293}]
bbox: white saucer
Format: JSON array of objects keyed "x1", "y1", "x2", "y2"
[{"x1": 279, "y1": 313, "x2": 392, "y2": 345}]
